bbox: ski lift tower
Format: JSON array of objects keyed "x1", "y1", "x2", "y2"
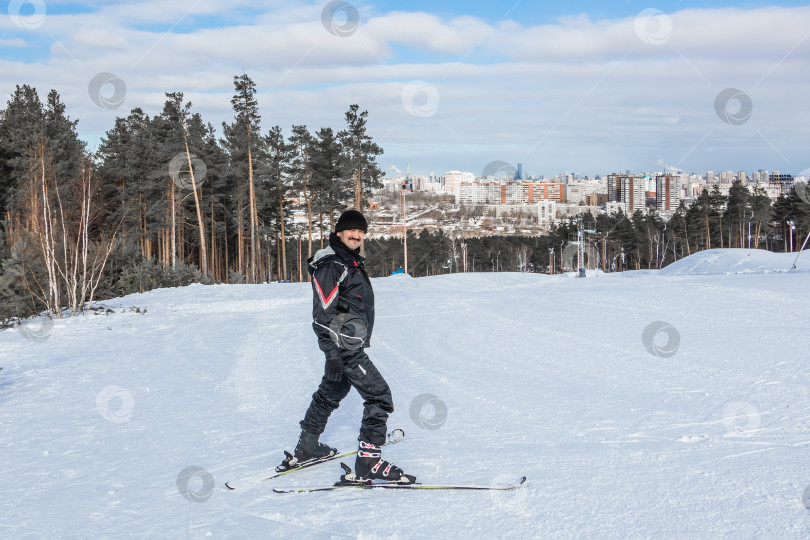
[
  {"x1": 577, "y1": 223, "x2": 597, "y2": 277},
  {"x1": 401, "y1": 180, "x2": 408, "y2": 274}
]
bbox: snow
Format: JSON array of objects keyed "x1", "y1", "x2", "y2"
[
  {"x1": 659, "y1": 248, "x2": 807, "y2": 276},
  {"x1": 2, "y1": 248, "x2": 810, "y2": 538}
]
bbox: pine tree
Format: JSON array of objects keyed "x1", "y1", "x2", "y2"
[
  {"x1": 668, "y1": 205, "x2": 688, "y2": 261},
  {"x1": 594, "y1": 211, "x2": 616, "y2": 271},
  {"x1": 725, "y1": 180, "x2": 750, "y2": 248},
  {"x1": 709, "y1": 186, "x2": 728, "y2": 249},
  {"x1": 199, "y1": 121, "x2": 230, "y2": 282},
  {"x1": 155, "y1": 93, "x2": 210, "y2": 273},
  {"x1": 289, "y1": 124, "x2": 316, "y2": 261},
  {"x1": 339, "y1": 105, "x2": 383, "y2": 210},
  {"x1": 0, "y1": 85, "x2": 45, "y2": 228},
  {"x1": 0, "y1": 86, "x2": 87, "y2": 244},
  {"x1": 749, "y1": 185, "x2": 772, "y2": 249},
  {"x1": 263, "y1": 125, "x2": 293, "y2": 281},
  {"x1": 96, "y1": 108, "x2": 157, "y2": 261},
  {"x1": 686, "y1": 189, "x2": 717, "y2": 251},
  {"x1": 221, "y1": 74, "x2": 264, "y2": 282},
  {"x1": 311, "y1": 126, "x2": 349, "y2": 237}
]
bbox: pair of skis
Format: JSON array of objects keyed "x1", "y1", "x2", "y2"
[
  {"x1": 224, "y1": 428, "x2": 406, "y2": 491},
  {"x1": 225, "y1": 429, "x2": 527, "y2": 494}
]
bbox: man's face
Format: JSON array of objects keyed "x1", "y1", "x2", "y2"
[{"x1": 336, "y1": 229, "x2": 365, "y2": 251}]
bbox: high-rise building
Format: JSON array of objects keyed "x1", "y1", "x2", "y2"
[
  {"x1": 769, "y1": 172, "x2": 794, "y2": 196},
  {"x1": 607, "y1": 174, "x2": 646, "y2": 214},
  {"x1": 537, "y1": 201, "x2": 557, "y2": 228},
  {"x1": 456, "y1": 182, "x2": 502, "y2": 205},
  {"x1": 527, "y1": 182, "x2": 565, "y2": 203},
  {"x1": 515, "y1": 163, "x2": 523, "y2": 181},
  {"x1": 457, "y1": 180, "x2": 564, "y2": 205},
  {"x1": 443, "y1": 171, "x2": 474, "y2": 194},
  {"x1": 656, "y1": 174, "x2": 683, "y2": 212},
  {"x1": 444, "y1": 171, "x2": 463, "y2": 194}
]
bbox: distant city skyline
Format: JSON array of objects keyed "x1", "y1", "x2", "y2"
[
  {"x1": 2, "y1": 1, "x2": 809, "y2": 177},
  {"x1": 386, "y1": 165, "x2": 806, "y2": 181}
]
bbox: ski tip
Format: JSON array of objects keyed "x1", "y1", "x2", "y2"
[{"x1": 273, "y1": 487, "x2": 303, "y2": 493}]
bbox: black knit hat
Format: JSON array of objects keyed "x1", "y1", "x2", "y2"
[{"x1": 335, "y1": 210, "x2": 368, "y2": 233}]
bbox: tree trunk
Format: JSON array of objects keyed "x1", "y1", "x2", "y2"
[
  {"x1": 181, "y1": 124, "x2": 207, "y2": 276},
  {"x1": 247, "y1": 130, "x2": 257, "y2": 284},
  {"x1": 237, "y1": 177, "x2": 244, "y2": 278},
  {"x1": 276, "y1": 233, "x2": 282, "y2": 281},
  {"x1": 319, "y1": 211, "x2": 325, "y2": 249},
  {"x1": 705, "y1": 214, "x2": 710, "y2": 250},
  {"x1": 354, "y1": 168, "x2": 362, "y2": 210},
  {"x1": 279, "y1": 196, "x2": 287, "y2": 281}
]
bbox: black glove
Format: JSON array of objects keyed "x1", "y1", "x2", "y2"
[{"x1": 324, "y1": 350, "x2": 343, "y2": 382}]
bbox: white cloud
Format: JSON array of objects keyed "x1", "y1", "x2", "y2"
[
  {"x1": 0, "y1": 38, "x2": 28, "y2": 47},
  {"x1": 1, "y1": 3, "x2": 808, "y2": 176},
  {"x1": 71, "y1": 28, "x2": 130, "y2": 50}
]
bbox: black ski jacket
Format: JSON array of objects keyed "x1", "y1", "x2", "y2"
[{"x1": 308, "y1": 233, "x2": 375, "y2": 358}]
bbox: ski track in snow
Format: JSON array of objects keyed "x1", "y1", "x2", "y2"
[{"x1": 1, "y1": 250, "x2": 810, "y2": 538}]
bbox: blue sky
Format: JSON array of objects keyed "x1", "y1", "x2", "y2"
[
  {"x1": 368, "y1": 0, "x2": 810, "y2": 24},
  {"x1": 2, "y1": 1, "x2": 809, "y2": 177}
]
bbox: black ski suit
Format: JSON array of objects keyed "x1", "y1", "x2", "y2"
[{"x1": 299, "y1": 233, "x2": 393, "y2": 446}]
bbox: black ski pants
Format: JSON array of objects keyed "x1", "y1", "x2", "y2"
[{"x1": 300, "y1": 348, "x2": 393, "y2": 446}]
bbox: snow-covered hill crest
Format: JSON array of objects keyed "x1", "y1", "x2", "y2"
[{"x1": 659, "y1": 248, "x2": 806, "y2": 276}]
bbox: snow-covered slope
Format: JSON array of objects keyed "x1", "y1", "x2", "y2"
[
  {"x1": 659, "y1": 248, "x2": 805, "y2": 276},
  {"x1": 2, "y1": 249, "x2": 810, "y2": 538}
]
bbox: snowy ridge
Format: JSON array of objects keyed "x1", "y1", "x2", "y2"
[
  {"x1": 659, "y1": 248, "x2": 807, "y2": 276},
  {"x1": 1, "y1": 248, "x2": 810, "y2": 537}
]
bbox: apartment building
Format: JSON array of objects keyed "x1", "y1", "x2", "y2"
[
  {"x1": 457, "y1": 181, "x2": 566, "y2": 206},
  {"x1": 655, "y1": 174, "x2": 684, "y2": 212},
  {"x1": 444, "y1": 171, "x2": 475, "y2": 194},
  {"x1": 607, "y1": 174, "x2": 646, "y2": 214}
]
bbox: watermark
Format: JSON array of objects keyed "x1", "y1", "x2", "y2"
[
  {"x1": 401, "y1": 81, "x2": 440, "y2": 118},
  {"x1": 176, "y1": 466, "x2": 215, "y2": 502},
  {"x1": 642, "y1": 321, "x2": 680, "y2": 358},
  {"x1": 714, "y1": 88, "x2": 753, "y2": 126},
  {"x1": 96, "y1": 385, "x2": 134, "y2": 423},
  {"x1": 794, "y1": 172, "x2": 810, "y2": 205},
  {"x1": 803, "y1": 484, "x2": 810, "y2": 510},
  {"x1": 561, "y1": 242, "x2": 597, "y2": 273},
  {"x1": 8, "y1": 0, "x2": 47, "y2": 30},
  {"x1": 321, "y1": 0, "x2": 359, "y2": 37},
  {"x1": 17, "y1": 316, "x2": 54, "y2": 342},
  {"x1": 88, "y1": 72, "x2": 127, "y2": 110},
  {"x1": 409, "y1": 393, "x2": 447, "y2": 430},
  {"x1": 168, "y1": 153, "x2": 208, "y2": 191},
  {"x1": 481, "y1": 160, "x2": 517, "y2": 179},
  {"x1": 634, "y1": 8, "x2": 673, "y2": 46},
  {"x1": 722, "y1": 401, "x2": 760, "y2": 436}
]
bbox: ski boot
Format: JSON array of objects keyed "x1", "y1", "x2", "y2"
[
  {"x1": 279, "y1": 430, "x2": 337, "y2": 470},
  {"x1": 352, "y1": 440, "x2": 416, "y2": 483}
]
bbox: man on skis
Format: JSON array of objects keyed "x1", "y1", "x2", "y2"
[{"x1": 283, "y1": 209, "x2": 415, "y2": 484}]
